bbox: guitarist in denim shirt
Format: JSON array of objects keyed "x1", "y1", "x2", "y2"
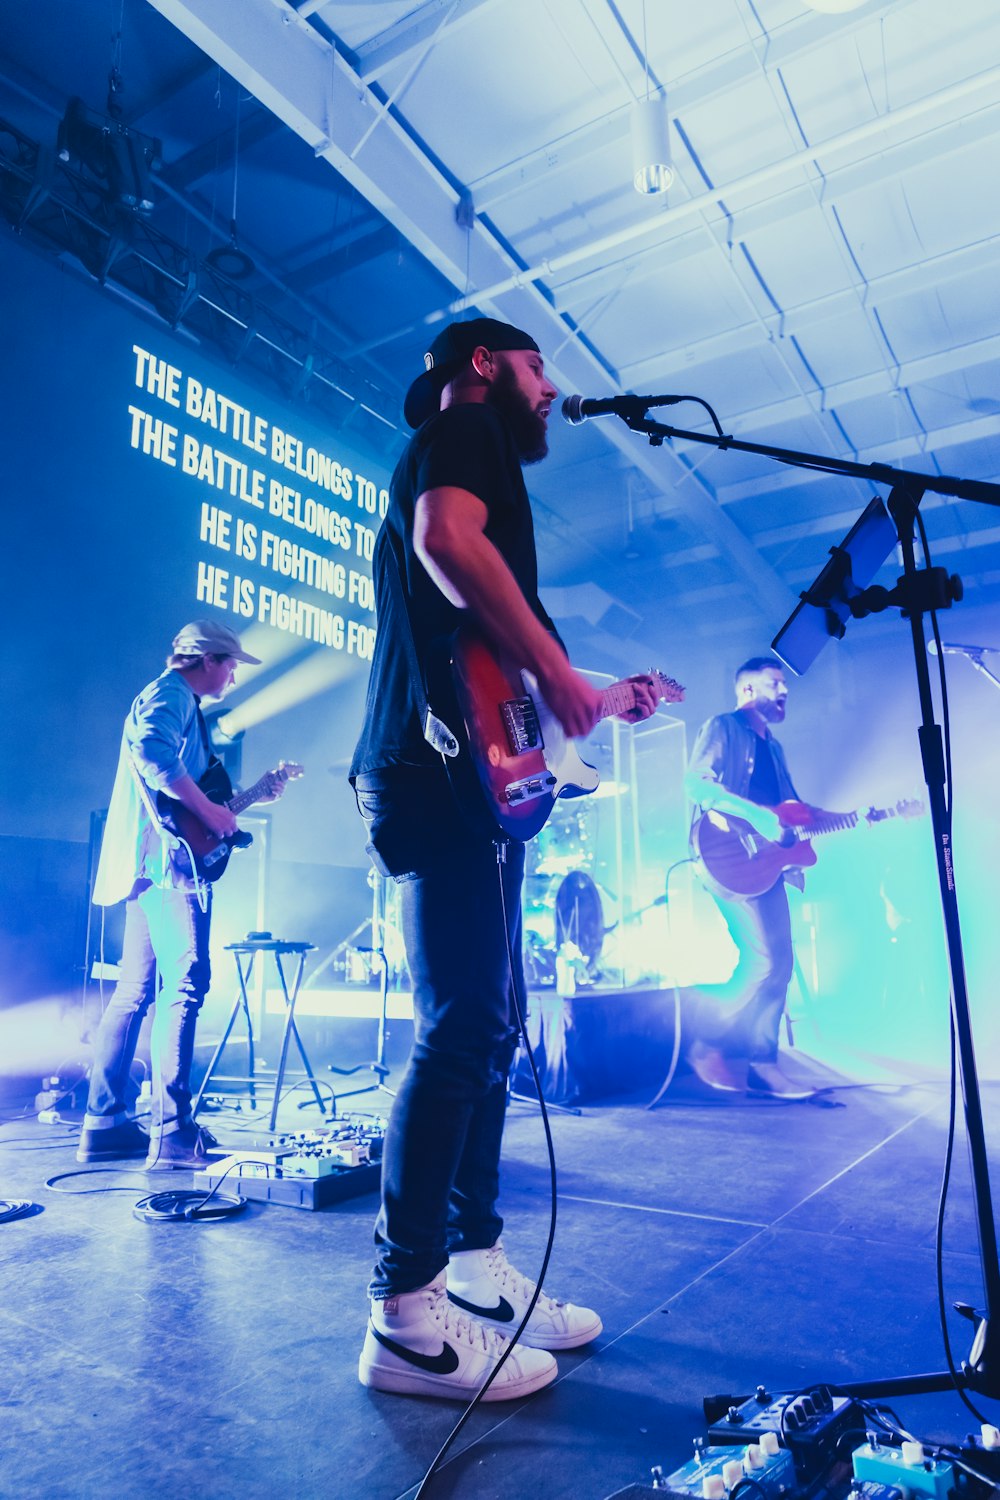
[
  {"x1": 77, "y1": 618, "x2": 267, "y2": 1169},
  {"x1": 351, "y1": 318, "x2": 658, "y2": 1403},
  {"x1": 683, "y1": 656, "x2": 822, "y2": 1099}
]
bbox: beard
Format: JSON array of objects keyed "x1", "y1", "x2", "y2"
[{"x1": 485, "y1": 364, "x2": 549, "y2": 464}]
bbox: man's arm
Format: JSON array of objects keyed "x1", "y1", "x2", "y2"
[
  {"x1": 684, "y1": 719, "x2": 783, "y2": 841},
  {"x1": 414, "y1": 485, "x2": 602, "y2": 737},
  {"x1": 162, "y1": 773, "x2": 239, "y2": 839},
  {"x1": 129, "y1": 677, "x2": 239, "y2": 839}
]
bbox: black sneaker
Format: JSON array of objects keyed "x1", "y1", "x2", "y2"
[
  {"x1": 144, "y1": 1123, "x2": 220, "y2": 1171},
  {"x1": 76, "y1": 1120, "x2": 150, "y2": 1163}
]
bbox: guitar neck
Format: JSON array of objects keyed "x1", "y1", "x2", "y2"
[
  {"x1": 800, "y1": 810, "x2": 858, "y2": 837},
  {"x1": 790, "y1": 804, "x2": 905, "y2": 840},
  {"x1": 227, "y1": 775, "x2": 274, "y2": 816},
  {"x1": 599, "y1": 682, "x2": 639, "y2": 721}
]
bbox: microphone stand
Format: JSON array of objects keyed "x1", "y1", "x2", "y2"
[{"x1": 620, "y1": 406, "x2": 1000, "y2": 1403}]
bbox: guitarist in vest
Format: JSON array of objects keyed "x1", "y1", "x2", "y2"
[
  {"x1": 350, "y1": 318, "x2": 658, "y2": 1403},
  {"x1": 77, "y1": 618, "x2": 281, "y2": 1169},
  {"x1": 683, "y1": 656, "x2": 833, "y2": 1100}
]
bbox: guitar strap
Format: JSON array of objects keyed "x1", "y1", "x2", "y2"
[
  {"x1": 382, "y1": 528, "x2": 459, "y2": 760},
  {"x1": 194, "y1": 701, "x2": 223, "y2": 777}
]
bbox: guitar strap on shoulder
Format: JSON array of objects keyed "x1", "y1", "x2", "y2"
[{"x1": 383, "y1": 528, "x2": 459, "y2": 759}]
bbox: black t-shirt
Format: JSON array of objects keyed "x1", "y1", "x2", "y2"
[
  {"x1": 350, "y1": 402, "x2": 557, "y2": 776},
  {"x1": 747, "y1": 734, "x2": 781, "y2": 808}
]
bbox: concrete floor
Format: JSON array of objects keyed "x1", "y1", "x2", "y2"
[{"x1": 0, "y1": 1057, "x2": 996, "y2": 1500}]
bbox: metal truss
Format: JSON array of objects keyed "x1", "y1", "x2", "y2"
[{"x1": 0, "y1": 114, "x2": 401, "y2": 455}]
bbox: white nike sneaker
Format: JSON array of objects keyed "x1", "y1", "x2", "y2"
[
  {"x1": 358, "y1": 1272, "x2": 558, "y2": 1401},
  {"x1": 446, "y1": 1241, "x2": 603, "y2": 1351}
]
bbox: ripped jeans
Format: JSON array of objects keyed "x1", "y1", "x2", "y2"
[{"x1": 353, "y1": 765, "x2": 524, "y2": 1299}]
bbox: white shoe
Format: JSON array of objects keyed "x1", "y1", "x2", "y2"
[
  {"x1": 447, "y1": 1241, "x2": 603, "y2": 1351},
  {"x1": 359, "y1": 1272, "x2": 557, "y2": 1401}
]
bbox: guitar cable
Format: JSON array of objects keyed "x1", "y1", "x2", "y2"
[{"x1": 412, "y1": 837, "x2": 560, "y2": 1499}]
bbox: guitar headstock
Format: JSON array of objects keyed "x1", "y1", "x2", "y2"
[
  {"x1": 895, "y1": 797, "x2": 925, "y2": 820},
  {"x1": 266, "y1": 761, "x2": 305, "y2": 795},
  {"x1": 652, "y1": 670, "x2": 685, "y2": 705}
]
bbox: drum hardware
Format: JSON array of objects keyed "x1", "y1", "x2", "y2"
[{"x1": 523, "y1": 869, "x2": 607, "y2": 986}]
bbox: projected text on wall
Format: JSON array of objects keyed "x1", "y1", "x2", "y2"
[{"x1": 126, "y1": 344, "x2": 383, "y2": 658}]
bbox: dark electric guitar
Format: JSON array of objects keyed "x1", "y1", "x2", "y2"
[
  {"x1": 691, "y1": 796, "x2": 924, "y2": 900},
  {"x1": 156, "y1": 759, "x2": 304, "y2": 881},
  {"x1": 429, "y1": 623, "x2": 684, "y2": 841}
]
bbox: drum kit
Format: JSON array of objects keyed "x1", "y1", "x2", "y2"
[
  {"x1": 326, "y1": 792, "x2": 618, "y2": 991},
  {"x1": 522, "y1": 797, "x2": 614, "y2": 988}
]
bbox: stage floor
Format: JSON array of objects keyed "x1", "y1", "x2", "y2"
[{"x1": 0, "y1": 1055, "x2": 995, "y2": 1500}]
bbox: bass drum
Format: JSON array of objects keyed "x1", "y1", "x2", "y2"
[{"x1": 554, "y1": 871, "x2": 604, "y2": 965}]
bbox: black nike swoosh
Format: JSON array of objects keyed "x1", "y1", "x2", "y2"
[
  {"x1": 447, "y1": 1291, "x2": 516, "y2": 1323},
  {"x1": 370, "y1": 1326, "x2": 460, "y2": 1374}
]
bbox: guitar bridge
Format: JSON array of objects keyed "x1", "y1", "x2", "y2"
[
  {"x1": 501, "y1": 697, "x2": 543, "y2": 755},
  {"x1": 504, "y1": 772, "x2": 557, "y2": 806}
]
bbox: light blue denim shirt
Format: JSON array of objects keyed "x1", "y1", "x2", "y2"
[{"x1": 93, "y1": 669, "x2": 210, "y2": 906}]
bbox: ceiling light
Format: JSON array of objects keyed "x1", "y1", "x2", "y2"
[{"x1": 631, "y1": 94, "x2": 673, "y2": 195}]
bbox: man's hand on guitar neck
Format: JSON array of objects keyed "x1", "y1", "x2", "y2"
[{"x1": 613, "y1": 673, "x2": 660, "y2": 724}]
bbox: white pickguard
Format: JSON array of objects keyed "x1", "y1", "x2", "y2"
[{"x1": 521, "y1": 669, "x2": 601, "y2": 798}]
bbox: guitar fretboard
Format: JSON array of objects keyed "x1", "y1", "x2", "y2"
[
  {"x1": 795, "y1": 810, "x2": 859, "y2": 838},
  {"x1": 227, "y1": 775, "x2": 277, "y2": 815},
  {"x1": 789, "y1": 803, "x2": 913, "y2": 841},
  {"x1": 599, "y1": 672, "x2": 682, "y2": 722}
]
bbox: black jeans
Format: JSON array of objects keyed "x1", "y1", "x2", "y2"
[
  {"x1": 353, "y1": 765, "x2": 524, "y2": 1299},
  {"x1": 690, "y1": 880, "x2": 793, "y2": 1063}
]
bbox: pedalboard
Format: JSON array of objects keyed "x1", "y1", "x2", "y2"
[
  {"x1": 708, "y1": 1386, "x2": 858, "y2": 1483},
  {"x1": 193, "y1": 1120, "x2": 383, "y2": 1211}
]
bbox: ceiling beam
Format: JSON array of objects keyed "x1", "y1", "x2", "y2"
[
  {"x1": 470, "y1": 0, "x2": 907, "y2": 213},
  {"x1": 147, "y1": 0, "x2": 795, "y2": 622},
  {"x1": 347, "y1": 0, "x2": 504, "y2": 83}
]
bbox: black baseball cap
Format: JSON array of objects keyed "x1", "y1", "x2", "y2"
[{"x1": 403, "y1": 317, "x2": 541, "y2": 428}]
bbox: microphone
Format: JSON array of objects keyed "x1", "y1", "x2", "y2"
[
  {"x1": 927, "y1": 640, "x2": 998, "y2": 656},
  {"x1": 561, "y1": 392, "x2": 685, "y2": 425}
]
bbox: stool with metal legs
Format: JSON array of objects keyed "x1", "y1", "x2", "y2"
[{"x1": 193, "y1": 937, "x2": 327, "y2": 1131}]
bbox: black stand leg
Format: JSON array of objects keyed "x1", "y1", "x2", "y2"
[
  {"x1": 268, "y1": 952, "x2": 327, "y2": 1131},
  {"x1": 328, "y1": 870, "x2": 396, "y2": 1104},
  {"x1": 192, "y1": 951, "x2": 257, "y2": 1117}
]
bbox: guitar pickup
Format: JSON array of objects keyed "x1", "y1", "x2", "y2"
[
  {"x1": 504, "y1": 772, "x2": 557, "y2": 806},
  {"x1": 501, "y1": 698, "x2": 543, "y2": 754}
]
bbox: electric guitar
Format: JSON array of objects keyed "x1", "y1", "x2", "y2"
[
  {"x1": 156, "y1": 760, "x2": 304, "y2": 881},
  {"x1": 428, "y1": 623, "x2": 684, "y2": 840},
  {"x1": 691, "y1": 796, "x2": 925, "y2": 900}
]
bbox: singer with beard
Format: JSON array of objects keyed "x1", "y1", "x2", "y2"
[
  {"x1": 682, "y1": 656, "x2": 829, "y2": 1100},
  {"x1": 350, "y1": 317, "x2": 657, "y2": 1402}
]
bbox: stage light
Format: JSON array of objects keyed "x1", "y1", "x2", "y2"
[
  {"x1": 56, "y1": 97, "x2": 160, "y2": 215},
  {"x1": 217, "y1": 647, "x2": 356, "y2": 736},
  {"x1": 631, "y1": 94, "x2": 674, "y2": 195}
]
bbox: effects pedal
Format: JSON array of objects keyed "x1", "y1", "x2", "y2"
[
  {"x1": 708, "y1": 1386, "x2": 858, "y2": 1483},
  {"x1": 851, "y1": 1441, "x2": 953, "y2": 1499},
  {"x1": 656, "y1": 1437, "x2": 796, "y2": 1500}
]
